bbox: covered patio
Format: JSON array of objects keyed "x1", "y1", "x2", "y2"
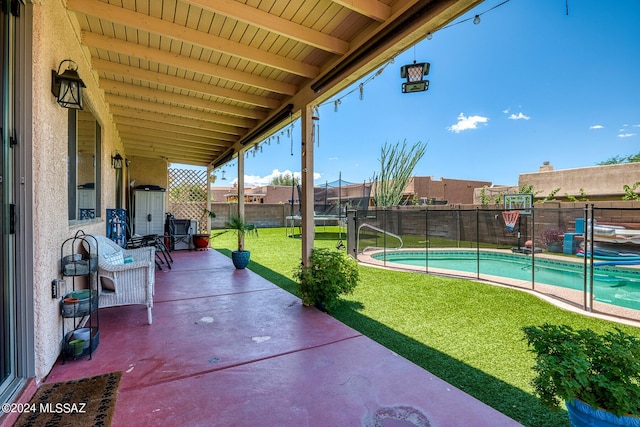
[
  {"x1": 1, "y1": 0, "x2": 508, "y2": 417},
  {"x1": 14, "y1": 250, "x2": 519, "y2": 426}
]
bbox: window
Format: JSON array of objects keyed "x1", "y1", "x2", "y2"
[{"x1": 68, "y1": 108, "x2": 101, "y2": 222}]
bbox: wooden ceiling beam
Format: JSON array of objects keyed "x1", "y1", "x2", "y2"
[
  {"x1": 184, "y1": 0, "x2": 349, "y2": 55},
  {"x1": 332, "y1": 0, "x2": 391, "y2": 22},
  {"x1": 109, "y1": 106, "x2": 244, "y2": 136},
  {"x1": 104, "y1": 94, "x2": 255, "y2": 129},
  {"x1": 119, "y1": 133, "x2": 226, "y2": 153},
  {"x1": 102, "y1": 80, "x2": 267, "y2": 120},
  {"x1": 93, "y1": 59, "x2": 281, "y2": 110},
  {"x1": 67, "y1": 0, "x2": 319, "y2": 78},
  {"x1": 82, "y1": 32, "x2": 297, "y2": 96},
  {"x1": 117, "y1": 126, "x2": 230, "y2": 148},
  {"x1": 124, "y1": 146, "x2": 215, "y2": 165},
  {"x1": 113, "y1": 116, "x2": 238, "y2": 142}
]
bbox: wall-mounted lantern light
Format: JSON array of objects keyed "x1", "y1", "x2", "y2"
[
  {"x1": 51, "y1": 60, "x2": 86, "y2": 109},
  {"x1": 111, "y1": 152, "x2": 124, "y2": 169},
  {"x1": 400, "y1": 61, "x2": 430, "y2": 93}
]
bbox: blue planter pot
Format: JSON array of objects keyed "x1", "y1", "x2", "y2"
[
  {"x1": 231, "y1": 250, "x2": 250, "y2": 269},
  {"x1": 566, "y1": 399, "x2": 640, "y2": 427}
]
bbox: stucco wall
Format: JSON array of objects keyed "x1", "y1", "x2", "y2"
[
  {"x1": 31, "y1": 0, "x2": 123, "y2": 380},
  {"x1": 129, "y1": 156, "x2": 169, "y2": 190},
  {"x1": 518, "y1": 162, "x2": 640, "y2": 199}
]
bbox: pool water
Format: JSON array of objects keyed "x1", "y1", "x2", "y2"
[{"x1": 372, "y1": 250, "x2": 640, "y2": 311}]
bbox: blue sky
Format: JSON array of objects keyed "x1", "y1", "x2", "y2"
[{"x1": 205, "y1": 0, "x2": 640, "y2": 187}]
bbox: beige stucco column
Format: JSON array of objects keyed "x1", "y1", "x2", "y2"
[
  {"x1": 301, "y1": 104, "x2": 315, "y2": 265},
  {"x1": 237, "y1": 149, "x2": 245, "y2": 222}
]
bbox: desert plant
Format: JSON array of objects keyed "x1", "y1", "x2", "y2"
[
  {"x1": 370, "y1": 139, "x2": 427, "y2": 207},
  {"x1": 293, "y1": 248, "x2": 359, "y2": 311},
  {"x1": 522, "y1": 323, "x2": 640, "y2": 417}
]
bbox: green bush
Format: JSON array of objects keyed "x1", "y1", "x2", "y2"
[
  {"x1": 522, "y1": 323, "x2": 640, "y2": 417},
  {"x1": 293, "y1": 248, "x2": 359, "y2": 311}
]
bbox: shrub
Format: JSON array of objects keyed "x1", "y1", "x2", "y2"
[
  {"x1": 293, "y1": 248, "x2": 359, "y2": 311},
  {"x1": 539, "y1": 228, "x2": 565, "y2": 247},
  {"x1": 522, "y1": 323, "x2": 640, "y2": 417}
]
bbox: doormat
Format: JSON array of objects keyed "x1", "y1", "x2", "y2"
[{"x1": 14, "y1": 371, "x2": 122, "y2": 427}]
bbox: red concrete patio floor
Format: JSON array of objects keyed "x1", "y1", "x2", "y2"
[{"x1": 42, "y1": 249, "x2": 521, "y2": 426}]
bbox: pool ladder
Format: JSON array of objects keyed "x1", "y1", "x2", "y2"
[{"x1": 357, "y1": 223, "x2": 403, "y2": 253}]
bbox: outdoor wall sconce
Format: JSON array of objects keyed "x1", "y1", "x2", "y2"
[
  {"x1": 51, "y1": 60, "x2": 86, "y2": 109},
  {"x1": 400, "y1": 61, "x2": 430, "y2": 93},
  {"x1": 111, "y1": 152, "x2": 123, "y2": 169}
]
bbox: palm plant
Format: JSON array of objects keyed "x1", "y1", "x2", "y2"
[{"x1": 224, "y1": 215, "x2": 258, "y2": 252}]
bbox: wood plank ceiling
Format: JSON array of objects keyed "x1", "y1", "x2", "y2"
[{"x1": 65, "y1": 0, "x2": 483, "y2": 168}]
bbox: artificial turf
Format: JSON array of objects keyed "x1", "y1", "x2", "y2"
[{"x1": 210, "y1": 227, "x2": 640, "y2": 427}]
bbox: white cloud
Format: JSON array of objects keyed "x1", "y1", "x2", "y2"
[
  {"x1": 508, "y1": 112, "x2": 530, "y2": 120},
  {"x1": 236, "y1": 169, "x2": 321, "y2": 187},
  {"x1": 502, "y1": 108, "x2": 510, "y2": 114},
  {"x1": 633, "y1": 124, "x2": 640, "y2": 128},
  {"x1": 447, "y1": 113, "x2": 489, "y2": 133},
  {"x1": 618, "y1": 133, "x2": 637, "y2": 138},
  {"x1": 589, "y1": 125, "x2": 604, "y2": 129}
]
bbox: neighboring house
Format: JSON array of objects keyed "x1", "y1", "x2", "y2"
[
  {"x1": 472, "y1": 162, "x2": 640, "y2": 204},
  {"x1": 409, "y1": 176, "x2": 492, "y2": 205},
  {"x1": 518, "y1": 162, "x2": 640, "y2": 201},
  {"x1": 212, "y1": 176, "x2": 492, "y2": 207}
]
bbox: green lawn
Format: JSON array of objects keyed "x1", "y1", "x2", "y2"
[{"x1": 210, "y1": 227, "x2": 640, "y2": 427}]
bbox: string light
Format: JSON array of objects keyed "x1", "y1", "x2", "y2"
[
  {"x1": 221, "y1": 0, "x2": 513, "y2": 170},
  {"x1": 433, "y1": 0, "x2": 510, "y2": 34}
]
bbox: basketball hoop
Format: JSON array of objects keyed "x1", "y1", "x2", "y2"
[{"x1": 502, "y1": 211, "x2": 520, "y2": 232}]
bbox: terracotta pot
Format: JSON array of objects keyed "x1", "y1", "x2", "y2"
[{"x1": 192, "y1": 234, "x2": 210, "y2": 250}]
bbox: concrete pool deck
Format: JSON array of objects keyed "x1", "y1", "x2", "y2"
[{"x1": 358, "y1": 248, "x2": 640, "y2": 328}]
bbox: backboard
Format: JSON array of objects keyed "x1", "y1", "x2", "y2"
[{"x1": 503, "y1": 194, "x2": 533, "y2": 214}]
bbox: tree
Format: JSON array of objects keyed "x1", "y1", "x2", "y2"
[
  {"x1": 597, "y1": 152, "x2": 640, "y2": 165},
  {"x1": 271, "y1": 173, "x2": 299, "y2": 186},
  {"x1": 370, "y1": 140, "x2": 427, "y2": 207}
]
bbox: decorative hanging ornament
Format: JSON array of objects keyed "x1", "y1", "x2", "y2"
[
  {"x1": 334, "y1": 99, "x2": 341, "y2": 112},
  {"x1": 312, "y1": 107, "x2": 320, "y2": 147},
  {"x1": 359, "y1": 83, "x2": 364, "y2": 100}
]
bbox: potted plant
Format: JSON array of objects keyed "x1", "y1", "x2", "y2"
[
  {"x1": 192, "y1": 209, "x2": 216, "y2": 250},
  {"x1": 522, "y1": 323, "x2": 640, "y2": 426},
  {"x1": 540, "y1": 228, "x2": 565, "y2": 253},
  {"x1": 293, "y1": 248, "x2": 359, "y2": 312},
  {"x1": 224, "y1": 215, "x2": 258, "y2": 269}
]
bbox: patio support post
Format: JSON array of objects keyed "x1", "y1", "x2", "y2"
[
  {"x1": 238, "y1": 149, "x2": 245, "y2": 231},
  {"x1": 206, "y1": 165, "x2": 212, "y2": 233},
  {"x1": 301, "y1": 104, "x2": 315, "y2": 266}
]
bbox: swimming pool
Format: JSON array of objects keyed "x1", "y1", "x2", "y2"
[{"x1": 370, "y1": 250, "x2": 640, "y2": 311}]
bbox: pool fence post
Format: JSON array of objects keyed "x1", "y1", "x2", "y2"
[
  {"x1": 582, "y1": 204, "x2": 589, "y2": 311},
  {"x1": 425, "y1": 207, "x2": 429, "y2": 274},
  {"x1": 476, "y1": 208, "x2": 480, "y2": 280},
  {"x1": 531, "y1": 206, "x2": 535, "y2": 291},
  {"x1": 589, "y1": 204, "x2": 595, "y2": 311}
]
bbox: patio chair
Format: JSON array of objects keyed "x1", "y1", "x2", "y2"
[{"x1": 83, "y1": 235, "x2": 155, "y2": 324}]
